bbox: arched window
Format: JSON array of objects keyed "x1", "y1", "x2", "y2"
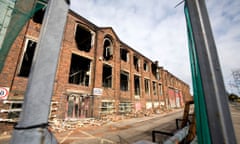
[{"x1": 103, "y1": 37, "x2": 113, "y2": 60}]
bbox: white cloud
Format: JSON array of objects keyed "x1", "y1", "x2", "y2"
[
  {"x1": 207, "y1": 0, "x2": 240, "y2": 94},
  {"x1": 70, "y1": 0, "x2": 240, "y2": 95}
]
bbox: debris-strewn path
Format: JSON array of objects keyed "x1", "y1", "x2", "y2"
[
  {"x1": 54, "y1": 109, "x2": 183, "y2": 144},
  {"x1": 1, "y1": 104, "x2": 239, "y2": 144}
]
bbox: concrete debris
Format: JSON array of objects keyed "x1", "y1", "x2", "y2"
[
  {"x1": 49, "y1": 118, "x2": 106, "y2": 132},
  {"x1": 49, "y1": 109, "x2": 165, "y2": 133}
]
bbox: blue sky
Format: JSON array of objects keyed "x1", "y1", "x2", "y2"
[{"x1": 70, "y1": 0, "x2": 240, "y2": 94}]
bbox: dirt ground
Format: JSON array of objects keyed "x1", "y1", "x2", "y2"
[{"x1": 0, "y1": 103, "x2": 239, "y2": 144}]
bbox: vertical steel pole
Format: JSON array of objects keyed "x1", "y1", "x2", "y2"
[
  {"x1": 185, "y1": 0, "x2": 236, "y2": 143},
  {"x1": 10, "y1": 0, "x2": 69, "y2": 143}
]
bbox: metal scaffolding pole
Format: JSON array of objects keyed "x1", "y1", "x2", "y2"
[
  {"x1": 10, "y1": 0, "x2": 69, "y2": 143},
  {"x1": 185, "y1": 0, "x2": 236, "y2": 143}
]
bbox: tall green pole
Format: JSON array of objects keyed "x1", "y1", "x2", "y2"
[{"x1": 185, "y1": 0, "x2": 236, "y2": 143}]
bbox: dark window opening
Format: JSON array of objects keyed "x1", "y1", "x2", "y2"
[
  {"x1": 75, "y1": 25, "x2": 92, "y2": 52},
  {"x1": 134, "y1": 75, "x2": 140, "y2": 95},
  {"x1": 120, "y1": 48, "x2": 128, "y2": 62},
  {"x1": 144, "y1": 79, "x2": 150, "y2": 95},
  {"x1": 103, "y1": 38, "x2": 113, "y2": 60},
  {"x1": 69, "y1": 54, "x2": 91, "y2": 86},
  {"x1": 159, "y1": 84, "x2": 163, "y2": 96},
  {"x1": 143, "y1": 61, "x2": 148, "y2": 71},
  {"x1": 32, "y1": 2, "x2": 46, "y2": 24},
  {"x1": 153, "y1": 81, "x2": 157, "y2": 95},
  {"x1": 133, "y1": 56, "x2": 139, "y2": 71},
  {"x1": 8, "y1": 103, "x2": 22, "y2": 119},
  {"x1": 151, "y1": 61, "x2": 159, "y2": 79},
  {"x1": 32, "y1": 9, "x2": 45, "y2": 24},
  {"x1": 18, "y1": 39, "x2": 37, "y2": 77},
  {"x1": 102, "y1": 64, "x2": 112, "y2": 88},
  {"x1": 120, "y1": 71, "x2": 129, "y2": 91}
]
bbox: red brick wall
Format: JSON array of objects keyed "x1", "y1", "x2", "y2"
[{"x1": 0, "y1": 11, "x2": 191, "y2": 123}]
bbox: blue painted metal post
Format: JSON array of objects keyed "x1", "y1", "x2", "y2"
[{"x1": 10, "y1": 0, "x2": 69, "y2": 143}]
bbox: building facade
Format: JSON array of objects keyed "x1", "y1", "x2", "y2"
[{"x1": 0, "y1": 9, "x2": 191, "y2": 124}]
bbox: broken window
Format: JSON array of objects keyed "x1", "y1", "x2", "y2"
[
  {"x1": 144, "y1": 79, "x2": 150, "y2": 96},
  {"x1": 119, "y1": 102, "x2": 132, "y2": 113},
  {"x1": 100, "y1": 101, "x2": 115, "y2": 114},
  {"x1": 134, "y1": 75, "x2": 140, "y2": 96},
  {"x1": 18, "y1": 39, "x2": 37, "y2": 77},
  {"x1": 133, "y1": 56, "x2": 139, "y2": 71},
  {"x1": 102, "y1": 64, "x2": 112, "y2": 88},
  {"x1": 120, "y1": 48, "x2": 129, "y2": 62},
  {"x1": 120, "y1": 71, "x2": 129, "y2": 91},
  {"x1": 143, "y1": 60, "x2": 149, "y2": 72},
  {"x1": 32, "y1": 1, "x2": 46, "y2": 24},
  {"x1": 151, "y1": 61, "x2": 159, "y2": 78},
  {"x1": 68, "y1": 54, "x2": 91, "y2": 86},
  {"x1": 75, "y1": 24, "x2": 92, "y2": 52},
  {"x1": 152, "y1": 81, "x2": 157, "y2": 95},
  {"x1": 103, "y1": 37, "x2": 113, "y2": 60},
  {"x1": 159, "y1": 84, "x2": 163, "y2": 96}
]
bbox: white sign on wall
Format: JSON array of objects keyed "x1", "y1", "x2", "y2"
[
  {"x1": 93, "y1": 88, "x2": 103, "y2": 96},
  {"x1": 0, "y1": 87, "x2": 9, "y2": 100}
]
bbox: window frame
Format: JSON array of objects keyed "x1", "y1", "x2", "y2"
[
  {"x1": 120, "y1": 48, "x2": 129, "y2": 62},
  {"x1": 68, "y1": 54, "x2": 91, "y2": 86},
  {"x1": 102, "y1": 64, "x2": 112, "y2": 88},
  {"x1": 103, "y1": 37, "x2": 113, "y2": 60},
  {"x1": 144, "y1": 78, "x2": 150, "y2": 96},
  {"x1": 143, "y1": 60, "x2": 149, "y2": 72},
  {"x1": 17, "y1": 38, "x2": 38, "y2": 77},
  {"x1": 74, "y1": 23, "x2": 94, "y2": 52}
]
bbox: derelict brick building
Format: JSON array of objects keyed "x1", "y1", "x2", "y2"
[{"x1": 0, "y1": 9, "x2": 191, "y2": 122}]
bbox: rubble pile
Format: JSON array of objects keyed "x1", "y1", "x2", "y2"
[
  {"x1": 48, "y1": 109, "x2": 165, "y2": 133},
  {"x1": 48, "y1": 118, "x2": 105, "y2": 132}
]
